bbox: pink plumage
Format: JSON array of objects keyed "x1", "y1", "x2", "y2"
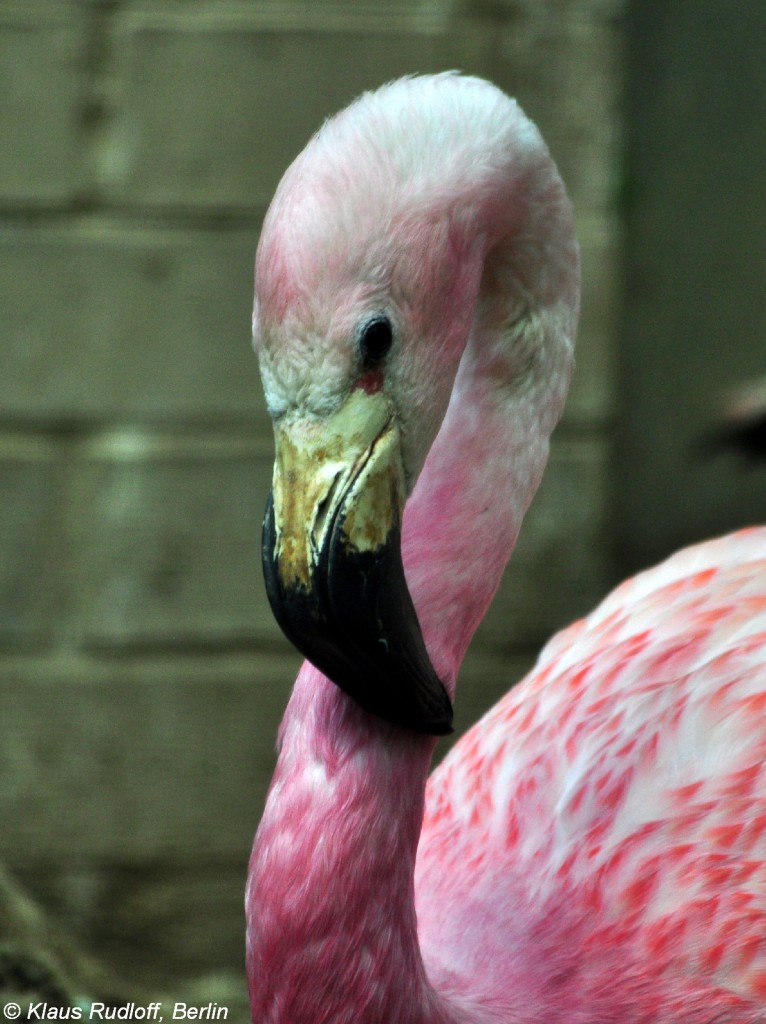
[
  {"x1": 417, "y1": 528, "x2": 766, "y2": 1021},
  {"x1": 247, "y1": 74, "x2": 766, "y2": 1023}
]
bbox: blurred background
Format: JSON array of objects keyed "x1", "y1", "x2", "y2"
[{"x1": 0, "y1": 0, "x2": 763, "y2": 1010}]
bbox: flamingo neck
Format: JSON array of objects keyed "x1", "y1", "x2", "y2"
[
  {"x1": 400, "y1": 138, "x2": 578, "y2": 692},
  {"x1": 247, "y1": 663, "x2": 459, "y2": 1024},
  {"x1": 401, "y1": 327, "x2": 561, "y2": 692}
]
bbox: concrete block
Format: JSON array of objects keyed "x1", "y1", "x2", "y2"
[
  {"x1": 103, "y1": 8, "x2": 482, "y2": 208},
  {"x1": 104, "y1": 4, "x2": 619, "y2": 213},
  {"x1": 476, "y1": 433, "x2": 612, "y2": 651},
  {"x1": 17, "y1": 861, "x2": 251, "y2": 986},
  {"x1": 0, "y1": 438, "x2": 60, "y2": 648},
  {"x1": 0, "y1": 650, "x2": 297, "y2": 980},
  {"x1": 0, "y1": 653, "x2": 297, "y2": 862},
  {"x1": 0, "y1": 223, "x2": 264, "y2": 420},
  {"x1": 0, "y1": 10, "x2": 90, "y2": 205},
  {"x1": 85, "y1": 863, "x2": 249, "y2": 981},
  {"x1": 488, "y1": 12, "x2": 622, "y2": 214},
  {"x1": 66, "y1": 431, "x2": 279, "y2": 650}
]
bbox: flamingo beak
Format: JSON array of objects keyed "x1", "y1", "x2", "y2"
[{"x1": 262, "y1": 388, "x2": 453, "y2": 735}]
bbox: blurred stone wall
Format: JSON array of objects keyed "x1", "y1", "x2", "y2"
[{"x1": 0, "y1": 0, "x2": 623, "y2": 989}]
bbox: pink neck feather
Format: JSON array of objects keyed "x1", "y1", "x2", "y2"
[{"x1": 247, "y1": 665, "x2": 452, "y2": 1024}]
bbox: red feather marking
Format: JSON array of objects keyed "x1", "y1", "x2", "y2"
[
  {"x1": 355, "y1": 368, "x2": 384, "y2": 394},
  {"x1": 749, "y1": 970, "x2": 766, "y2": 999}
]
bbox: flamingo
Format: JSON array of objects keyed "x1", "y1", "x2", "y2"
[{"x1": 246, "y1": 73, "x2": 766, "y2": 1023}]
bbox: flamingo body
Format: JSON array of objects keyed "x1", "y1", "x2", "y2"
[
  {"x1": 416, "y1": 527, "x2": 766, "y2": 1021},
  {"x1": 247, "y1": 74, "x2": 766, "y2": 1023}
]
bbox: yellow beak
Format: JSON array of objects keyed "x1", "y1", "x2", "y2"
[{"x1": 262, "y1": 388, "x2": 453, "y2": 735}]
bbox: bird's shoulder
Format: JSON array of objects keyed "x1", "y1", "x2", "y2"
[{"x1": 415, "y1": 526, "x2": 766, "y2": 1011}]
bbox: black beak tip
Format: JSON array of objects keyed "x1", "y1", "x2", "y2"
[
  {"x1": 262, "y1": 490, "x2": 454, "y2": 738},
  {"x1": 417, "y1": 694, "x2": 454, "y2": 737}
]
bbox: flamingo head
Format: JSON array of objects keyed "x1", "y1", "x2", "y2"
[{"x1": 253, "y1": 75, "x2": 578, "y2": 736}]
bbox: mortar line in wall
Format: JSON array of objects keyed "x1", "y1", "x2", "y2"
[
  {"x1": 0, "y1": 414, "x2": 271, "y2": 440},
  {"x1": 0, "y1": 205, "x2": 265, "y2": 231}
]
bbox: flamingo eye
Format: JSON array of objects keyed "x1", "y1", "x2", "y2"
[{"x1": 359, "y1": 316, "x2": 393, "y2": 368}]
